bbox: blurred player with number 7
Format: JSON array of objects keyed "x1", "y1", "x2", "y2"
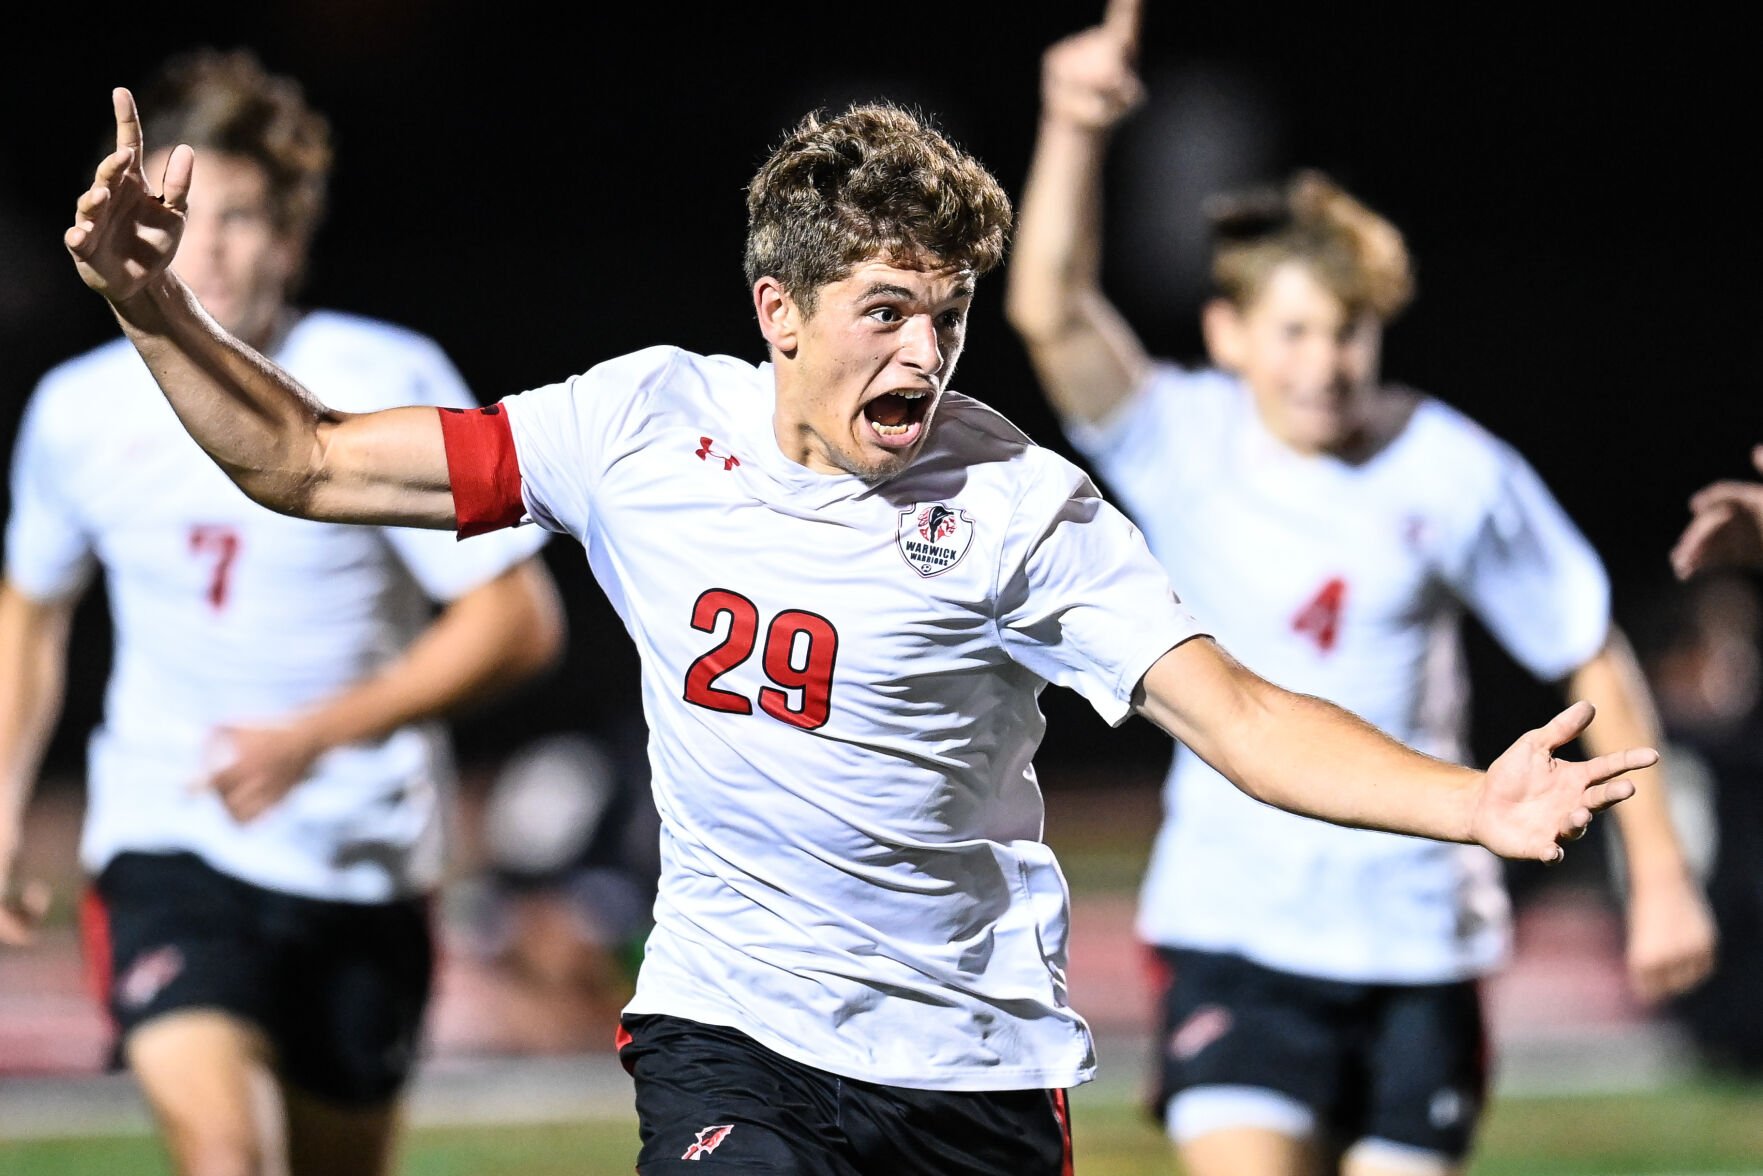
[{"x1": 0, "y1": 48, "x2": 562, "y2": 1176}]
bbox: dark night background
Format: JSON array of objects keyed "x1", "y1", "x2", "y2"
[{"x1": 0, "y1": 3, "x2": 1751, "y2": 790}]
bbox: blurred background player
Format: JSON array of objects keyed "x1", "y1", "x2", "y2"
[
  {"x1": 1655, "y1": 444, "x2": 1763, "y2": 1075},
  {"x1": 0, "y1": 47, "x2": 563, "y2": 1176},
  {"x1": 463, "y1": 721, "x2": 659, "y2": 1053},
  {"x1": 1006, "y1": 4, "x2": 1718, "y2": 1174}
]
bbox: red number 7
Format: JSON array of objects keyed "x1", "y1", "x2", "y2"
[{"x1": 190, "y1": 525, "x2": 241, "y2": 610}]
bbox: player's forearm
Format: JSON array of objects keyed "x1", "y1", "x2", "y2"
[
  {"x1": 291, "y1": 560, "x2": 564, "y2": 754},
  {"x1": 109, "y1": 272, "x2": 337, "y2": 513},
  {"x1": 1005, "y1": 118, "x2": 1111, "y2": 343},
  {"x1": 1137, "y1": 640, "x2": 1480, "y2": 842},
  {"x1": 0, "y1": 585, "x2": 74, "y2": 869},
  {"x1": 1569, "y1": 632, "x2": 1695, "y2": 885}
]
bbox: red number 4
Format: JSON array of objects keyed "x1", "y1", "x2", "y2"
[
  {"x1": 190, "y1": 525, "x2": 241, "y2": 610},
  {"x1": 1291, "y1": 577, "x2": 1347, "y2": 653},
  {"x1": 683, "y1": 589, "x2": 839, "y2": 730}
]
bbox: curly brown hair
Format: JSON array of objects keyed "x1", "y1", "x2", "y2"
[
  {"x1": 744, "y1": 102, "x2": 1013, "y2": 316},
  {"x1": 1205, "y1": 169, "x2": 1414, "y2": 322},
  {"x1": 138, "y1": 47, "x2": 333, "y2": 261}
]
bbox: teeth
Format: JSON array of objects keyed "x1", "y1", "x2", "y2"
[
  {"x1": 873, "y1": 422, "x2": 910, "y2": 437},
  {"x1": 899, "y1": 390, "x2": 927, "y2": 399}
]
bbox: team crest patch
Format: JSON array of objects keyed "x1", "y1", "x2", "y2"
[
  {"x1": 118, "y1": 945, "x2": 185, "y2": 1010},
  {"x1": 682, "y1": 1124, "x2": 734, "y2": 1160},
  {"x1": 897, "y1": 503, "x2": 975, "y2": 577}
]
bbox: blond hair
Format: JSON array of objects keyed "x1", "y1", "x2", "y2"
[{"x1": 1205, "y1": 169, "x2": 1413, "y2": 321}]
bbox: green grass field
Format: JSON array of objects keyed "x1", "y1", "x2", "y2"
[{"x1": 6, "y1": 1078, "x2": 1761, "y2": 1175}]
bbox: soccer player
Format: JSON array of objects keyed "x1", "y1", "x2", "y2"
[
  {"x1": 62, "y1": 82, "x2": 1657, "y2": 1176},
  {"x1": 0, "y1": 50, "x2": 563, "y2": 1176},
  {"x1": 1006, "y1": 4, "x2": 1718, "y2": 1174}
]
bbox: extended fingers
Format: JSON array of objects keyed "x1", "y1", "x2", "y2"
[
  {"x1": 1103, "y1": 0, "x2": 1142, "y2": 56},
  {"x1": 1669, "y1": 503, "x2": 1735, "y2": 579},
  {"x1": 1534, "y1": 699, "x2": 1595, "y2": 750},
  {"x1": 1687, "y1": 480, "x2": 1763, "y2": 516},
  {"x1": 113, "y1": 87, "x2": 142, "y2": 159},
  {"x1": 160, "y1": 144, "x2": 194, "y2": 213}
]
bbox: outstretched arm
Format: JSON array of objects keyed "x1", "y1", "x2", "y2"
[
  {"x1": 1135, "y1": 637, "x2": 1652, "y2": 864},
  {"x1": 1670, "y1": 445, "x2": 1763, "y2": 580},
  {"x1": 1568, "y1": 630, "x2": 1717, "y2": 1001},
  {"x1": 1004, "y1": 0, "x2": 1153, "y2": 425},
  {"x1": 0, "y1": 582, "x2": 77, "y2": 945},
  {"x1": 65, "y1": 88, "x2": 454, "y2": 529},
  {"x1": 203, "y1": 558, "x2": 565, "y2": 822}
]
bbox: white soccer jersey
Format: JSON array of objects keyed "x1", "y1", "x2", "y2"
[
  {"x1": 1065, "y1": 364, "x2": 1611, "y2": 984},
  {"x1": 495, "y1": 345, "x2": 1206, "y2": 1091},
  {"x1": 5, "y1": 311, "x2": 548, "y2": 903}
]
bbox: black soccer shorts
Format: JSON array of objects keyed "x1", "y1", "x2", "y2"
[
  {"x1": 616, "y1": 1013, "x2": 1074, "y2": 1175},
  {"x1": 1147, "y1": 945, "x2": 1488, "y2": 1158},
  {"x1": 82, "y1": 850, "x2": 434, "y2": 1107}
]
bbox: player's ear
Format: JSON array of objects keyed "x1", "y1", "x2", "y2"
[
  {"x1": 754, "y1": 277, "x2": 800, "y2": 357},
  {"x1": 1201, "y1": 297, "x2": 1247, "y2": 373}
]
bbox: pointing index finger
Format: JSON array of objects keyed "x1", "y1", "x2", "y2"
[
  {"x1": 1103, "y1": 0, "x2": 1142, "y2": 57},
  {"x1": 112, "y1": 86, "x2": 143, "y2": 166}
]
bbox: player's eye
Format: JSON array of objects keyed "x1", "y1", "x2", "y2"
[
  {"x1": 867, "y1": 306, "x2": 902, "y2": 324},
  {"x1": 937, "y1": 309, "x2": 967, "y2": 331}
]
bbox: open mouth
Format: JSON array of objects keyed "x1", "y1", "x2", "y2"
[{"x1": 862, "y1": 390, "x2": 932, "y2": 447}]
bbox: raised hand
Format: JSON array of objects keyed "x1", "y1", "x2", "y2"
[
  {"x1": 1470, "y1": 700, "x2": 1653, "y2": 863},
  {"x1": 64, "y1": 87, "x2": 193, "y2": 305},
  {"x1": 1042, "y1": 0, "x2": 1146, "y2": 130},
  {"x1": 1670, "y1": 445, "x2": 1763, "y2": 580}
]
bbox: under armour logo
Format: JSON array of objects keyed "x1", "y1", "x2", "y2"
[
  {"x1": 682, "y1": 1124, "x2": 734, "y2": 1160},
  {"x1": 696, "y1": 437, "x2": 740, "y2": 470}
]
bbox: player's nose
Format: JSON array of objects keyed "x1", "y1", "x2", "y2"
[{"x1": 898, "y1": 314, "x2": 944, "y2": 376}]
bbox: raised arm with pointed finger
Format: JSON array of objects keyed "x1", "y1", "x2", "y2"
[
  {"x1": 1004, "y1": 0, "x2": 1154, "y2": 425},
  {"x1": 66, "y1": 88, "x2": 453, "y2": 530}
]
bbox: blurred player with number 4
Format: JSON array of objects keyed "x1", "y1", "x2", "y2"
[
  {"x1": 0, "y1": 48, "x2": 562, "y2": 1176},
  {"x1": 64, "y1": 61, "x2": 1664, "y2": 1172},
  {"x1": 1008, "y1": 2, "x2": 1718, "y2": 1173}
]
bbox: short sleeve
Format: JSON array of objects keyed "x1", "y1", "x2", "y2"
[
  {"x1": 1445, "y1": 443, "x2": 1610, "y2": 681},
  {"x1": 374, "y1": 337, "x2": 550, "y2": 600},
  {"x1": 996, "y1": 461, "x2": 1210, "y2": 726},
  {"x1": 3, "y1": 385, "x2": 95, "y2": 601},
  {"x1": 1059, "y1": 363, "x2": 1229, "y2": 524},
  {"x1": 501, "y1": 346, "x2": 684, "y2": 541}
]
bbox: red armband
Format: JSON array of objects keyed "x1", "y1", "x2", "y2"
[{"x1": 438, "y1": 405, "x2": 525, "y2": 538}]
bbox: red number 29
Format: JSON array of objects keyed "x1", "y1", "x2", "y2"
[{"x1": 683, "y1": 589, "x2": 839, "y2": 730}]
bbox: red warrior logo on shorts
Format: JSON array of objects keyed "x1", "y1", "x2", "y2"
[
  {"x1": 117, "y1": 945, "x2": 185, "y2": 1010},
  {"x1": 681, "y1": 1124, "x2": 734, "y2": 1160}
]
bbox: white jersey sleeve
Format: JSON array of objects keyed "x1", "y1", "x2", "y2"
[
  {"x1": 501, "y1": 345, "x2": 686, "y2": 540},
  {"x1": 1442, "y1": 435, "x2": 1610, "y2": 681},
  {"x1": 4, "y1": 374, "x2": 97, "y2": 600},
  {"x1": 1058, "y1": 362, "x2": 1236, "y2": 523},
  {"x1": 997, "y1": 460, "x2": 1205, "y2": 725}
]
